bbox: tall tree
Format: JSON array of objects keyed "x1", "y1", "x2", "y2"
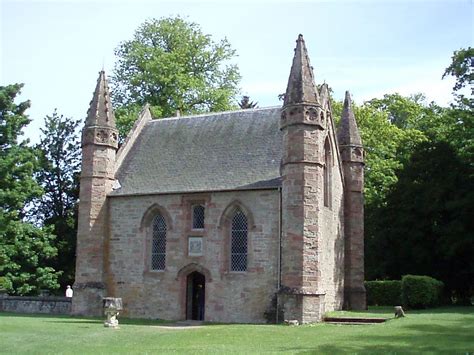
[
  {"x1": 369, "y1": 141, "x2": 473, "y2": 300},
  {"x1": 0, "y1": 84, "x2": 60, "y2": 295},
  {"x1": 332, "y1": 98, "x2": 426, "y2": 208},
  {"x1": 111, "y1": 16, "x2": 241, "y2": 139},
  {"x1": 34, "y1": 110, "x2": 81, "y2": 289},
  {"x1": 367, "y1": 93, "x2": 428, "y2": 129},
  {"x1": 442, "y1": 47, "x2": 474, "y2": 162},
  {"x1": 362, "y1": 49, "x2": 474, "y2": 300},
  {"x1": 442, "y1": 47, "x2": 473, "y2": 96}
]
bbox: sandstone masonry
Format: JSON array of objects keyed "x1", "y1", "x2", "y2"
[{"x1": 73, "y1": 35, "x2": 366, "y2": 323}]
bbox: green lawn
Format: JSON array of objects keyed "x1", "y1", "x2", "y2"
[{"x1": 1, "y1": 307, "x2": 473, "y2": 354}]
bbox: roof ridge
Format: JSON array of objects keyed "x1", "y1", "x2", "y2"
[{"x1": 149, "y1": 106, "x2": 281, "y2": 123}]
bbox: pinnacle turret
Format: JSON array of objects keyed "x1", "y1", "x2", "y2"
[
  {"x1": 85, "y1": 70, "x2": 116, "y2": 128},
  {"x1": 319, "y1": 83, "x2": 330, "y2": 107},
  {"x1": 82, "y1": 70, "x2": 118, "y2": 149},
  {"x1": 338, "y1": 91, "x2": 362, "y2": 146},
  {"x1": 283, "y1": 34, "x2": 320, "y2": 106}
]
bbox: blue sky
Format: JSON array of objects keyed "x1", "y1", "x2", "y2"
[{"x1": 1, "y1": 0, "x2": 472, "y2": 142}]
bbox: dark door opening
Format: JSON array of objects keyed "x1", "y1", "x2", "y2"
[{"x1": 186, "y1": 271, "x2": 205, "y2": 320}]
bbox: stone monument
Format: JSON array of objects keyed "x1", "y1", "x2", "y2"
[{"x1": 103, "y1": 297, "x2": 122, "y2": 328}]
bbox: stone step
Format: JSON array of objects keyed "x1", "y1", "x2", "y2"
[
  {"x1": 325, "y1": 321, "x2": 379, "y2": 325},
  {"x1": 174, "y1": 320, "x2": 204, "y2": 326},
  {"x1": 324, "y1": 317, "x2": 387, "y2": 324}
]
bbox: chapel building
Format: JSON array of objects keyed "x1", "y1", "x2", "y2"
[{"x1": 72, "y1": 35, "x2": 366, "y2": 323}]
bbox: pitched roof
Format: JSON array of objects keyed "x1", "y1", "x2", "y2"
[{"x1": 111, "y1": 107, "x2": 283, "y2": 196}]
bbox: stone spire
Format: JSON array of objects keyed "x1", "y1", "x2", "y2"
[
  {"x1": 338, "y1": 91, "x2": 366, "y2": 310},
  {"x1": 82, "y1": 70, "x2": 118, "y2": 149},
  {"x1": 283, "y1": 34, "x2": 320, "y2": 106},
  {"x1": 279, "y1": 35, "x2": 328, "y2": 324},
  {"x1": 85, "y1": 70, "x2": 116, "y2": 128},
  {"x1": 73, "y1": 71, "x2": 118, "y2": 316},
  {"x1": 338, "y1": 91, "x2": 362, "y2": 147}
]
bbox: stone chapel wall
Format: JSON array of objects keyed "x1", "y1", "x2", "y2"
[
  {"x1": 107, "y1": 189, "x2": 280, "y2": 323},
  {"x1": 319, "y1": 153, "x2": 345, "y2": 312}
]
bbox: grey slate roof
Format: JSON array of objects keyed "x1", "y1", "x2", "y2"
[{"x1": 112, "y1": 107, "x2": 283, "y2": 196}]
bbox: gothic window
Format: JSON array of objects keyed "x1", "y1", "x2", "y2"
[
  {"x1": 323, "y1": 138, "x2": 332, "y2": 208},
  {"x1": 230, "y1": 210, "x2": 248, "y2": 272},
  {"x1": 192, "y1": 204, "x2": 205, "y2": 229},
  {"x1": 151, "y1": 214, "x2": 167, "y2": 270}
]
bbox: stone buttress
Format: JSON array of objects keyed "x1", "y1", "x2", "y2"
[
  {"x1": 72, "y1": 71, "x2": 118, "y2": 316},
  {"x1": 278, "y1": 35, "x2": 329, "y2": 323},
  {"x1": 338, "y1": 91, "x2": 367, "y2": 310}
]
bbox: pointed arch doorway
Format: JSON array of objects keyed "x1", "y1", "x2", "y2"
[{"x1": 186, "y1": 271, "x2": 205, "y2": 320}]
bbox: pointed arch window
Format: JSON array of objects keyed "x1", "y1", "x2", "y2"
[
  {"x1": 230, "y1": 210, "x2": 248, "y2": 272},
  {"x1": 152, "y1": 214, "x2": 167, "y2": 270},
  {"x1": 323, "y1": 138, "x2": 332, "y2": 208}
]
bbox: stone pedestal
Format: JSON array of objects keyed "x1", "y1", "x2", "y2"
[{"x1": 103, "y1": 297, "x2": 122, "y2": 328}]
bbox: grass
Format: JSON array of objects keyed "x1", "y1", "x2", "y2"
[{"x1": 0, "y1": 307, "x2": 473, "y2": 354}]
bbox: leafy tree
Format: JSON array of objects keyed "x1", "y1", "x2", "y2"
[
  {"x1": 442, "y1": 47, "x2": 473, "y2": 95},
  {"x1": 367, "y1": 93, "x2": 428, "y2": 129},
  {"x1": 111, "y1": 16, "x2": 241, "y2": 138},
  {"x1": 369, "y1": 141, "x2": 473, "y2": 300},
  {"x1": 0, "y1": 84, "x2": 60, "y2": 295},
  {"x1": 442, "y1": 47, "x2": 474, "y2": 163},
  {"x1": 362, "y1": 49, "x2": 474, "y2": 300},
  {"x1": 332, "y1": 98, "x2": 426, "y2": 208},
  {"x1": 238, "y1": 96, "x2": 258, "y2": 109},
  {"x1": 33, "y1": 110, "x2": 81, "y2": 290}
]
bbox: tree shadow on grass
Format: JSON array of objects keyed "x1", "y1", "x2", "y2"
[
  {"x1": 1, "y1": 312, "x2": 173, "y2": 326},
  {"x1": 47, "y1": 317, "x2": 172, "y2": 326},
  {"x1": 0, "y1": 312, "x2": 73, "y2": 319},
  {"x1": 277, "y1": 318, "x2": 474, "y2": 354},
  {"x1": 403, "y1": 306, "x2": 474, "y2": 315}
]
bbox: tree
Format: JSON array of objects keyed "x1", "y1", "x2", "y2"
[
  {"x1": 111, "y1": 16, "x2": 241, "y2": 138},
  {"x1": 0, "y1": 84, "x2": 60, "y2": 295},
  {"x1": 368, "y1": 141, "x2": 473, "y2": 300},
  {"x1": 442, "y1": 47, "x2": 473, "y2": 95},
  {"x1": 33, "y1": 110, "x2": 81, "y2": 289},
  {"x1": 442, "y1": 47, "x2": 474, "y2": 162},
  {"x1": 238, "y1": 96, "x2": 258, "y2": 109},
  {"x1": 332, "y1": 98, "x2": 426, "y2": 208},
  {"x1": 366, "y1": 93, "x2": 428, "y2": 129},
  {"x1": 361, "y1": 49, "x2": 474, "y2": 300}
]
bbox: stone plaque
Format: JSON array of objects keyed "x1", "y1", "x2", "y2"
[{"x1": 188, "y1": 237, "x2": 203, "y2": 256}]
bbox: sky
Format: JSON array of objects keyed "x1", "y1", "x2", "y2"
[{"x1": 1, "y1": 0, "x2": 472, "y2": 142}]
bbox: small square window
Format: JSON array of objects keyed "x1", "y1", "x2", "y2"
[{"x1": 192, "y1": 205, "x2": 205, "y2": 229}]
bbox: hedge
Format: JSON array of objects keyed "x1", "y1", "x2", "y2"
[
  {"x1": 401, "y1": 275, "x2": 444, "y2": 309},
  {"x1": 365, "y1": 280, "x2": 402, "y2": 306}
]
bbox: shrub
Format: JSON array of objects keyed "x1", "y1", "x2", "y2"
[
  {"x1": 365, "y1": 280, "x2": 402, "y2": 305},
  {"x1": 0, "y1": 276, "x2": 11, "y2": 294},
  {"x1": 401, "y1": 275, "x2": 444, "y2": 309}
]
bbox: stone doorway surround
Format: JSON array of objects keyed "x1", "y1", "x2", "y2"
[
  {"x1": 177, "y1": 263, "x2": 212, "y2": 321},
  {"x1": 186, "y1": 271, "x2": 205, "y2": 321}
]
